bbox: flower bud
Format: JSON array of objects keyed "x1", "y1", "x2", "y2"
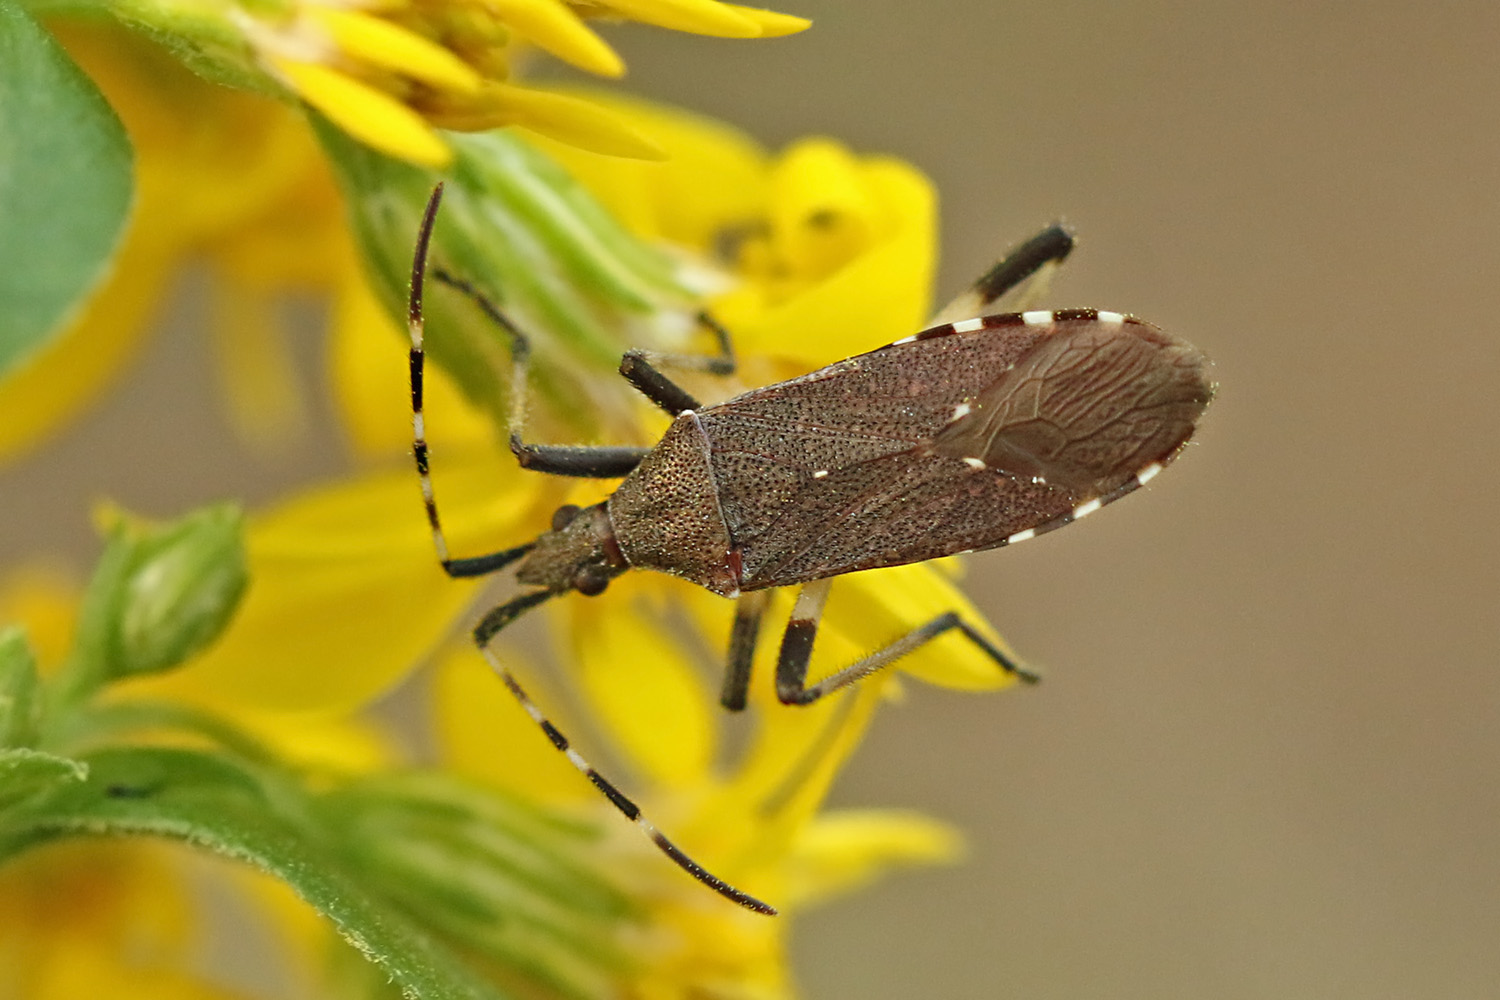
[{"x1": 108, "y1": 504, "x2": 248, "y2": 678}]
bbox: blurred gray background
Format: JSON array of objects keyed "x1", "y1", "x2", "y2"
[{"x1": 4, "y1": 1, "x2": 1499, "y2": 997}]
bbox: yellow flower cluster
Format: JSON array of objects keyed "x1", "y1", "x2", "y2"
[
  {"x1": 177, "y1": 0, "x2": 806, "y2": 165},
  {"x1": 2, "y1": 11, "x2": 1031, "y2": 997}
]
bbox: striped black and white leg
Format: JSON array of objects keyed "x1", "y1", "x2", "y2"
[
  {"x1": 471, "y1": 635, "x2": 777, "y2": 915},
  {"x1": 408, "y1": 186, "x2": 649, "y2": 580},
  {"x1": 773, "y1": 579, "x2": 1040, "y2": 707},
  {"x1": 928, "y1": 223, "x2": 1075, "y2": 326}
]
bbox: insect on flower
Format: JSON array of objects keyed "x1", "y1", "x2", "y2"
[{"x1": 406, "y1": 185, "x2": 1213, "y2": 915}]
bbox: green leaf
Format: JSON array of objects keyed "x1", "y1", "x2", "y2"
[
  {"x1": 0, "y1": 745, "x2": 514, "y2": 1000},
  {"x1": 0, "y1": 747, "x2": 87, "y2": 809},
  {"x1": 0, "y1": 1, "x2": 133, "y2": 378}
]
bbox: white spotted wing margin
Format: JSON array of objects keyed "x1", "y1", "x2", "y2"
[{"x1": 694, "y1": 309, "x2": 1212, "y2": 590}]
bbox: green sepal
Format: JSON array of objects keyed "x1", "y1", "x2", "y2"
[
  {"x1": 0, "y1": 628, "x2": 40, "y2": 747},
  {"x1": 46, "y1": 503, "x2": 247, "y2": 716},
  {"x1": 108, "y1": 502, "x2": 248, "y2": 678},
  {"x1": 316, "y1": 775, "x2": 637, "y2": 1000},
  {"x1": 314, "y1": 120, "x2": 697, "y2": 438}
]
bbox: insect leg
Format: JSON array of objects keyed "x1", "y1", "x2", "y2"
[
  {"x1": 720, "y1": 590, "x2": 771, "y2": 712},
  {"x1": 928, "y1": 223, "x2": 1076, "y2": 325},
  {"x1": 774, "y1": 580, "x2": 1040, "y2": 706},
  {"x1": 429, "y1": 266, "x2": 651, "y2": 479},
  {"x1": 618, "y1": 311, "x2": 737, "y2": 416},
  {"x1": 469, "y1": 598, "x2": 777, "y2": 915}
]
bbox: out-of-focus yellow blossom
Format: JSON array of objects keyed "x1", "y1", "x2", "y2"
[
  {"x1": 113, "y1": 0, "x2": 808, "y2": 166},
  {"x1": 175, "y1": 93, "x2": 1020, "y2": 722},
  {"x1": 0, "y1": 838, "x2": 250, "y2": 1000},
  {"x1": 434, "y1": 570, "x2": 963, "y2": 996},
  {"x1": 0, "y1": 26, "x2": 349, "y2": 464},
  {"x1": 0, "y1": 568, "x2": 389, "y2": 999}
]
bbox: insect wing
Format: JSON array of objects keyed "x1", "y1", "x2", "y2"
[
  {"x1": 698, "y1": 311, "x2": 1211, "y2": 589},
  {"x1": 932, "y1": 312, "x2": 1210, "y2": 496}
]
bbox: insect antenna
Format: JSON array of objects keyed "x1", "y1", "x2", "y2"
[{"x1": 408, "y1": 184, "x2": 533, "y2": 578}]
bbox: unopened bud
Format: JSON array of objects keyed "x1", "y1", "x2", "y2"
[{"x1": 109, "y1": 504, "x2": 248, "y2": 678}]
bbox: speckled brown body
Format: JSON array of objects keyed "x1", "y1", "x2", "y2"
[{"x1": 513, "y1": 310, "x2": 1211, "y2": 600}]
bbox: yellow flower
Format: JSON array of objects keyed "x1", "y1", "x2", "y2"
[
  {"x1": 0, "y1": 838, "x2": 244, "y2": 1000},
  {"x1": 124, "y1": 104, "x2": 1025, "y2": 992},
  {"x1": 433, "y1": 571, "x2": 963, "y2": 996},
  {"x1": 113, "y1": 0, "x2": 809, "y2": 167},
  {"x1": 0, "y1": 26, "x2": 350, "y2": 464},
  {"x1": 179, "y1": 96, "x2": 1021, "y2": 721}
]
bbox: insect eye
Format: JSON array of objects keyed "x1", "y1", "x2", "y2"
[
  {"x1": 573, "y1": 565, "x2": 610, "y2": 597},
  {"x1": 551, "y1": 504, "x2": 582, "y2": 531}
]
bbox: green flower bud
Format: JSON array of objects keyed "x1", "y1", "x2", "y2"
[
  {"x1": 316, "y1": 124, "x2": 699, "y2": 437},
  {"x1": 108, "y1": 504, "x2": 249, "y2": 678}
]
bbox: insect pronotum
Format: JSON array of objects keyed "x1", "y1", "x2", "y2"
[{"x1": 407, "y1": 185, "x2": 1213, "y2": 915}]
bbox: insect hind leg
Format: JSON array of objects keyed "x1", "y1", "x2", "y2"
[
  {"x1": 774, "y1": 579, "x2": 1040, "y2": 707},
  {"x1": 469, "y1": 611, "x2": 777, "y2": 915},
  {"x1": 928, "y1": 223, "x2": 1075, "y2": 325}
]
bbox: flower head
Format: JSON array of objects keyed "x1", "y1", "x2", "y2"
[{"x1": 108, "y1": 0, "x2": 809, "y2": 166}]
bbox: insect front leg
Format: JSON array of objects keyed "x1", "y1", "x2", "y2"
[
  {"x1": 431, "y1": 266, "x2": 651, "y2": 479},
  {"x1": 773, "y1": 579, "x2": 1041, "y2": 707},
  {"x1": 619, "y1": 310, "x2": 738, "y2": 416}
]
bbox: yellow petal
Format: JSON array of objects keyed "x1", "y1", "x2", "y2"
[
  {"x1": 432, "y1": 638, "x2": 594, "y2": 804},
  {"x1": 273, "y1": 59, "x2": 452, "y2": 168},
  {"x1": 560, "y1": 574, "x2": 716, "y2": 787},
  {"x1": 781, "y1": 808, "x2": 962, "y2": 906},
  {"x1": 714, "y1": 148, "x2": 937, "y2": 369},
  {"x1": 0, "y1": 563, "x2": 79, "y2": 673},
  {"x1": 720, "y1": 4, "x2": 811, "y2": 36},
  {"x1": 309, "y1": 8, "x2": 484, "y2": 93},
  {"x1": 209, "y1": 279, "x2": 309, "y2": 453},
  {"x1": 488, "y1": 0, "x2": 626, "y2": 77},
  {"x1": 599, "y1": 0, "x2": 761, "y2": 37},
  {"x1": 519, "y1": 89, "x2": 768, "y2": 247},
  {"x1": 435, "y1": 84, "x2": 668, "y2": 160},
  {"x1": 130, "y1": 458, "x2": 547, "y2": 714},
  {"x1": 229, "y1": 707, "x2": 399, "y2": 773},
  {"x1": 768, "y1": 138, "x2": 875, "y2": 281}
]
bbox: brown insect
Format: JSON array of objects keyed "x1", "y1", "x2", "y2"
[{"x1": 407, "y1": 185, "x2": 1213, "y2": 914}]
